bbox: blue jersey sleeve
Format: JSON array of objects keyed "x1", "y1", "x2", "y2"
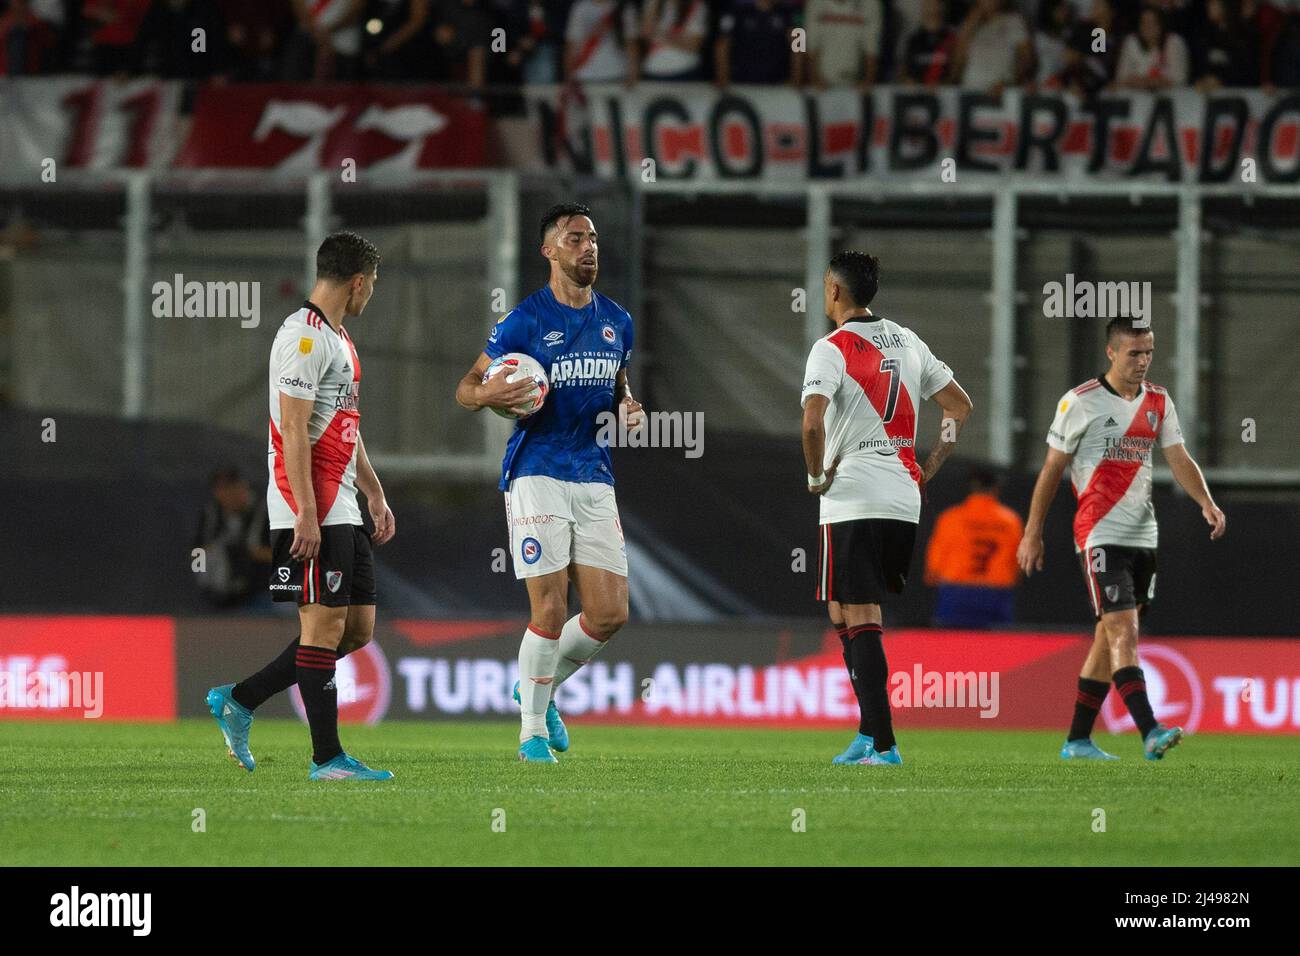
[{"x1": 484, "y1": 308, "x2": 534, "y2": 359}]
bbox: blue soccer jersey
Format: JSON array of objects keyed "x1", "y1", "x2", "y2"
[{"x1": 484, "y1": 286, "x2": 634, "y2": 490}]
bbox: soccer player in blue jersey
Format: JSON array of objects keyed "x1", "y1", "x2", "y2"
[{"x1": 455, "y1": 202, "x2": 643, "y2": 763}]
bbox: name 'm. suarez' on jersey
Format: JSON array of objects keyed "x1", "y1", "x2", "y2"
[{"x1": 485, "y1": 286, "x2": 634, "y2": 490}]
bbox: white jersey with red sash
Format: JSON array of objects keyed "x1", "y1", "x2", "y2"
[
  {"x1": 1047, "y1": 376, "x2": 1185, "y2": 552},
  {"x1": 800, "y1": 316, "x2": 953, "y2": 524},
  {"x1": 266, "y1": 301, "x2": 363, "y2": 530}
]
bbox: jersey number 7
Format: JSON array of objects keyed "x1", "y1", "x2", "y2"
[{"x1": 879, "y1": 358, "x2": 901, "y2": 424}]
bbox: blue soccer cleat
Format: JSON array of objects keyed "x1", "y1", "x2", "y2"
[
  {"x1": 513, "y1": 680, "x2": 569, "y2": 752},
  {"x1": 858, "y1": 745, "x2": 903, "y2": 766},
  {"x1": 205, "y1": 684, "x2": 255, "y2": 772},
  {"x1": 832, "y1": 733, "x2": 874, "y2": 765},
  {"x1": 1144, "y1": 724, "x2": 1183, "y2": 761},
  {"x1": 1060, "y1": 738, "x2": 1120, "y2": 761},
  {"x1": 309, "y1": 753, "x2": 394, "y2": 781},
  {"x1": 518, "y1": 735, "x2": 558, "y2": 763}
]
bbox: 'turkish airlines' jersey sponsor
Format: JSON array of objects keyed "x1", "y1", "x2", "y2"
[
  {"x1": 800, "y1": 316, "x2": 954, "y2": 524},
  {"x1": 266, "y1": 301, "x2": 363, "y2": 529},
  {"x1": 1047, "y1": 375, "x2": 1184, "y2": 552}
]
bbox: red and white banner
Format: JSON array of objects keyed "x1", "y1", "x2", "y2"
[
  {"x1": 381, "y1": 623, "x2": 1300, "y2": 734},
  {"x1": 0, "y1": 79, "x2": 488, "y2": 173},
  {"x1": 4, "y1": 616, "x2": 1296, "y2": 732},
  {"x1": 0, "y1": 616, "x2": 176, "y2": 721},
  {"x1": 175, "y1": 84, "x2": 488, "y2": 172},
  {"x1": 525, "y1": 84, "x2": 1300, "y2": 184},
  {"x1": 0, "y1": 78, "x2": 185, "y2": 172}
]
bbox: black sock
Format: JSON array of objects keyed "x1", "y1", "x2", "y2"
[
  {"x1": 847, "y1": 624, "x2": 894, "y2": 751},
  {"x1": 232, "y1": 636, "x2": 300, "y2": 711},
  {"x1": 835, "y1": 624, "x2": 868, "y2": 735},
  {"x1": 1113, "y1": 666, "x2": 1158, "y2": 739},
  {"x1": 297, "y1": 645, "x2": 342, "y2": 764},
  {"x1": 1068, "y1": 677, "x2": 1110, "y2": 742}
]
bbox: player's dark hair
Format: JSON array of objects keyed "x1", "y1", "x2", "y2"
[
  {"x1": 828, "y1": 251, "x2": 881, "y2": 307},
  {"x1": 1106, "y1": 317, "x2": 1152, "y2": 342},
  {"x1": 969, "y1": 464, "x2": 1001, "y2": 492},
  {"x1": 209, "y1": 465, "x2": 243, "y2": 488},
  {"x1": 540, "y1": 202, "x2": 593, "y2": 243},
  {"x1": 316, "y1": 231, "x2": 380, "y2": 282}
]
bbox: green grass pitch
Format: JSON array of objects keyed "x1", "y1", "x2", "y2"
[{"x1": 2, "y1": 720, "x2": 1297, "y2": 867}]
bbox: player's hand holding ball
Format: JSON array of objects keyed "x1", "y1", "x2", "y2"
[{"x1": 480, "y1": 353, "x2": 549, "y2": 419}]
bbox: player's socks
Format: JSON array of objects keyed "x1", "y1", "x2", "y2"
[
  {"x1": 518, "y1": 624, "x2": 560, "y2": 743},
  {"x1": 835, "y1": 623, "x2": 874, "y2": 740},
  {"x1": 839, "y1": 625, "x2": 869, "y2": 736},
  {"x1": 231, "y1": 636, "x2": 300, "y2": 711},
  {"x1": 1067, "y1": 677, "x2": 1110, "y2": 742},
  {"x1": 847, "y1": 623, "x2": 896, "y2": 751},
  {"x1": 550, "y1": 614, "x2": 608, "y2": 692},
  {"x1": 296, "y1": 644, "x2": 343, "y2": 765},
  {"x1": 1113, "y1": 665, "x2": 1158, "y2": 738},
  {"x1": 834, "y1": 623, "x2": 853, "y2": 685}
]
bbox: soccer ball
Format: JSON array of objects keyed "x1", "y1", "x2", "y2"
[{"x1": 482, "y1": 352, "x2": 549, "y2": 420}]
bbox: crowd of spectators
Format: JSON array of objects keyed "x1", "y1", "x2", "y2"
[{"x1": 1, "y1": 0, "x2": 1295, "y2": 89}]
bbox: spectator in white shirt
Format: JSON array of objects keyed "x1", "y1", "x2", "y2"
[
  {"x1": 1115, "y1": 6, "x2": 1189, "y2": 89},
  {"x1": 806, "y1": 0, "x2": 884, "y2": 88},
  {"x1": 641, "y1": 0, "x2": 709, "y2": 80},
  {"x1": 565, "y1": 0, "x2": 640, "y2": 85},
  {"x1": 952, "y1": 0, "x2": 1034, "y2": 93}
]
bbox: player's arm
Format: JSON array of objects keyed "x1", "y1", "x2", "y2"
[
  {"x1": 1161, "y1": 442, "x2": 1226, "y2": 540},
  {"x1": 919, "y1": 378, "x2": 973, "y2": 483},
  {"x1": 355, "y1": 433, "x2": 395, "y2": 546},
  {"x1": 802, "y1": 394, "x2": 838, "y2": 494},
  {"x1": 279, "y1": 392, "x2": 321, "y2": 561},
  {"x1": 1016, "y1": 447, "x2": 1072, "y2": 576},
  {"x1": 455, "y1": 352, "x2": 540, "y2": 412},
  {"x1": 615, "y1": 368, "x2": 645, "y2": 427}
]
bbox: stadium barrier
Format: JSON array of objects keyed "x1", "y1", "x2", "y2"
[{"x1": 3, "y1": 616, "x2": 1298, "y2": 735}]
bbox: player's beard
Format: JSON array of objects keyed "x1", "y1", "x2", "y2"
[{"x1": 561, "y1": 257, "x2": 598, "y2": 288}]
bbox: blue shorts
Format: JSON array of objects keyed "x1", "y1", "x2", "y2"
[{"x1": 933, "y1": 585, "x2": 1015, "y2": 629}]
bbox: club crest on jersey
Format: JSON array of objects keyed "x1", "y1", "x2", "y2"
[
  {"x1": 1105, "y1": 585, "x2": 1120, "y2": 603},
  {"x1": 601, "y1": 325, "x2": 616, "y2": 344},
  {"x1": 521, "y1": 537, "x2": 542, "y2": 565},
  {"x1": 326, "y1": 571, "x2": 343, "y2": 593},
  {"x1": 1146, "y1": 411, "x2": 1158, "y2": 431},
  {"x1": 544, "y1": 330, "x2": 565, "y2": 348}
]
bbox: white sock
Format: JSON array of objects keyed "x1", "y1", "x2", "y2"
[
  {"x1": 551, "y1": 614, "x2": 608, "y2": 698},
  {"x1": 518, "y1": 625, "x2": 559, "y2": 742}
]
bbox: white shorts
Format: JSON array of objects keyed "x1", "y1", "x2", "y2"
[{"x1": 504, "y1": 475, "x2": 628, "y2": 580}]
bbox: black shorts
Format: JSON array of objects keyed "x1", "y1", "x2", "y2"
[
  {"x1": 269, "y1": 524, "x2": 376, "y2": 607},
  {"x1": 816, "y1": 518, "x2": 917, "y2": 604},
  {"x1": 1078, "y1": 544, "x2": 1156, "y2": 619}
]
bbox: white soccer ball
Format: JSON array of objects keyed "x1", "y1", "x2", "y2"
[{"x1": 482, "y1": 352, "x2": 549, "y2": 420}]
